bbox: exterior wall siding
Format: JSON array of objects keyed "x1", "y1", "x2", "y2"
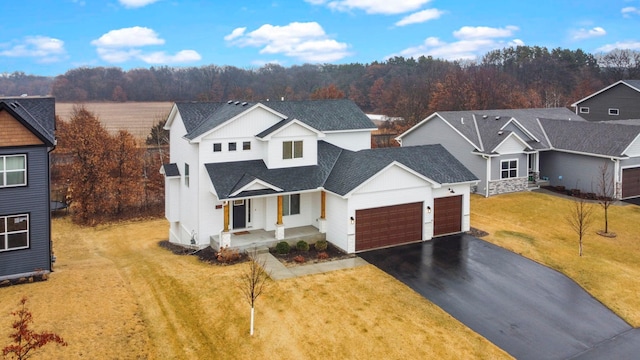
[
  {"x1": 539, "y1": 151, "x2": 610, "y2": 194},
  {"x1": 0, "y1": 146, "x2": 51, "y2": 279},
  {"x1": 401, "y1": 118, "x2": 487, "y2": 195},
  {"x1": 324, "y1": 192, "x2": 348, "y2": 252},
  {"x1": 577, "y1": 84, "x2": 640, "y2": 121},
  {"x1": 323, "y1": 131, "x2": 371, "y2": 151}
]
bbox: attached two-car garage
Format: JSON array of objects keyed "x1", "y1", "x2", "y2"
[
  {"x1": 354, "y1": 195, "x2": 463, "y2": 252},
  {"x1": 622, "y1": 167, "x2": 640, "y2": 198}
]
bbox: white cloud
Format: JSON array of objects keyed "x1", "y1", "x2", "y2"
[
  {"x1": 596, "y1": 41, "x2": 640, "y2": 53},
  {"x1": 392, "y1": 25, "x2": 522, "y2": 61},
  {"x1": 224, "y1": 28, "x2": 246, "y2": 41},
  {"x1": 622, "y1": 6, "x2": 640, "y2": 18},
  {"x1": 91, "y1": 27, "x2": 165, "y2": 48},
  {"x1": 118, "y1": 0, "x2": 160, "y2": 8},
  {"x1": 395, "y1": 9, "x2": 444, "y2": 26},
  {"x1": 225, "y1": 22, "x2": 351, "y2": 62},
  {"x1": 92, "y1": 26, "x2": 200, "y2": 65},
  {"x1": 0, "y1": 36, "x2": 67, "y2": 63},
  {"x1": 571, "y1": 27, "x2": 606, "y2": 40},
  {"x1": 306, "y1": 0, "x2": 432, "y2": 15}
]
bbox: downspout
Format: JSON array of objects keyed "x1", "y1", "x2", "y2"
[
  {"x1": 611, "y1": 158, "x2": 620, "y2": 199},
  {"x1": 482, "y1": 154, "x2": 491, "y2": 197}
]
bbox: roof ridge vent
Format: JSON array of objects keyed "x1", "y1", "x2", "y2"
[
  {"x1": 495, "y1": 116, "x2": 500, "y2": 120},
  {"x1": 234, "y1": 101, "x2": 240, "y2": 105},
  {"x1": 242, "y1": 102, "x2": 248, "y2": 106},
  {"x1": 227, "y1": 100, "x2": 233, "y2": 104},
  {"x1": 482, "y1": 115, "x2": 488, "y2": 119}
]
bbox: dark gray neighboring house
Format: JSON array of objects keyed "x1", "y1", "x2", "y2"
[
  {"x1": 0, "y1": 97, "x2": 56, "y2": 281},
  {"x1": 571, "y1": 80, "x2": 640, "y2": 121},
  {"x1": 397, "y1": 108, "x2": 640, "y2": 199}
]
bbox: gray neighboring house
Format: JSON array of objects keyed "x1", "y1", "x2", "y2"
[
  {"x1": 571, "y1": 80, "x2": 640, "y2": 121},
  {"x1": 0, "y1": 97, "x2": 56, "y2": 281},
  {"x1": 397, "y1": 108, "x2": 640, "y2": 199}
]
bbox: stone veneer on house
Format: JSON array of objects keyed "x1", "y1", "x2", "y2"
[{"x1": 488, "y1": 177, "x2": 528, "y2": 196}]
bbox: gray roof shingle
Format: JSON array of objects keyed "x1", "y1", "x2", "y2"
[
  {"x1": 176, "y1": 99, "x2": 376, "y2": 140},
  {"x1": 206, "y1": 141, "x2": 478, "y2": 199},
  {"x1": 0, "y1": 97, "x2": 55, "y2": 146},
  {"x1": 539, "y1": 118, "x2": 640, "y2": 156},
  {"x1": 162, "y1": 163, "x2": 180, "y2": 177}
]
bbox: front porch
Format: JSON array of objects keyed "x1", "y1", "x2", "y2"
[{"x1": 210, "y1": 225, "x2": 325, "y2": 253}]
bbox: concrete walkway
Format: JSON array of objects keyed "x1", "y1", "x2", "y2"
[{"x1": 256, "y1": 252, "x2": 369, "y2": 280}]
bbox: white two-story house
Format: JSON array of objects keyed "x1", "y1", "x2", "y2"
[{"x1": 162, "y1": 99, "x2": 478, "y2": 253}]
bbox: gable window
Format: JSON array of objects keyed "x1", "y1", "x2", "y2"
[
  {"x1": 501, "y1": 160, "x2": 518, "y2": 179},
  {"x1": 283, "y1": 141, "x2": 303, "y2": 159},
  {"x1": 609, "y1": 108, "x2": 619, "y2": 116},
  {"x1": 243, "y1": 141, "x2": 251, "y2": 151},
  {"x1": 228, "y1": 142, "x2": 237, "y2": 151},
  {"x1": 579, "y1": 107, "x2": 589, "y2": 114},
  {"x1": 0, "y1": 155, "x2": 27, "y2": 188},
  {"x1": 0, "y1": 214, "x2": 29, "y2": 252},
  {"x1": 184, "y1": 163, "x2": 190, "y2": 187},
  {"x1": 282, "y1": 194, "x2": 300, "y2": 216},
  {"x1": 213, "y1": 143, "x2": 222, "y2": 152}
]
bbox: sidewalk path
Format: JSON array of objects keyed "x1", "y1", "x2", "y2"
[{"x1": 256, "y1": 252, "x2": 368, "y2": 280}]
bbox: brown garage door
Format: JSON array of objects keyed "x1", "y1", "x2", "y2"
[
  {"x1": 355, "y1": 202, "x2": 422, "y2": 251},
  {"x1": 434, "y1": 196, "x2": 463, "y2": 236},
  {"x1": 622, "y1": 167, "x2": 640, "y2": 198}
]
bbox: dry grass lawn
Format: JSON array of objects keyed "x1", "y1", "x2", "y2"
[
  {"x1": 471, "y1": 191, "x2": 640, "y2": 326},
  {"x1": 0, "y1": 217, "x2": 509, "y2": 359},
  {"x1": 55, "y1": 102, "x2": 173, "y2": 139}
]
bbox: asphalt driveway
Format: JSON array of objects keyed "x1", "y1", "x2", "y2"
[{"x1": 359, "y1": 235, "x2": 637, "y2": 360}]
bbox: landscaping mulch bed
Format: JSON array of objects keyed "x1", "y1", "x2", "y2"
[
  {"x1": 270, "y1": 243, "x2": 355, "y2": 267},
  {"x1": 158, "y1": 240, "x2": 247, "y2": 265}
]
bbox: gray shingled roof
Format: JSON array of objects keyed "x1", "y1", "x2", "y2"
[
  {"x1": 162, "y1": 163, "x2": 180, "y2": 177},
  {"x1": 436, "y1": 108, "x2": 583, "y2": 154},
  {"x1": 176, "y1": 99, "x2": 376, "y2": 140},
  {"x1": 0, "y1": 97, "x2": 55, "y2": 146},
  {"x1": 539, "y1": 118, "x2": 640, "y2": 157},
  {"x1": 206, "y1": 141, "x2": 478, "y2": 199},
  {"x1": 622, "y1": 80, "x2": 640, "y2": 91}
]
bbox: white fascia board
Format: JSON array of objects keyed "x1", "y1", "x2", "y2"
[
  {"x1": 570, "y1": 80, "x2": 626, "y2": 107},
  {"x1": 502, "y1": 117, "x2": 540, "y2": 142},
  {"x1": 491, "y1": 132, "x2": 533, "y2": 153},
  {"x1": 163, "y1": 103, "x2": 179, "y2": 130},
  {"x1": 229, "y1": 178, "x2": 284, "y2": 197},
  {"x1": 343, "y1": 161, "x2": 440, "y2": 198},
  {"x1": 260, "y1": 118, "x2": 325, "y2": 141}
]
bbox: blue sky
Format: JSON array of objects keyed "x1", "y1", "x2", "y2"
[{"x1": 1, "y1": 0, "x2": 639, "y2": 76}]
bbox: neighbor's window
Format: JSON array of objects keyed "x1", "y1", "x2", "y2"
[
  {"x1": 0, "y1": 155, "x2": 27, "y2": 188},
  {"x1": 228, "y1": 142, "x2": 237, "y2": 151},
  {"x1": 609, "y1": 108, "x2": 619, "y2": 116},
  {"x1": 0, "y1": 214, "x2": 29, "y2": 252},
  {"x1": 501, "y1": 160, "x2": 518, "y2": 179},
  {"x1": 184, "y1": 163, "x2": 190, "y2": 187},
  {"x1": 213, "y1": 143, "x2": 222, "y2": 152},
  {"x1": 579, "y1": 107, "x2": 589, "y2": 114},
  {"x1": 282, "y1": 141, "x2": 303, "y2": 159},
  {"x1": 243, "y1": 141, "x2": 251, "y2": 151},
  {"x1": 282, "y1": 194, "x2": 300, "y2": 216}
]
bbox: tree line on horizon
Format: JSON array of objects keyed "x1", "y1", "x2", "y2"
[{"x1": 2, "y1": 46, "x2": 640, "y2": 127}]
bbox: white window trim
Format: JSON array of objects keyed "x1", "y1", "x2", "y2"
[
  {"x1": 282, "y1": 140, "x2": 303, "y2": 160},
  {"x1": 0, "y1": 214, "x2": 29, "y2": 252},
  {"x1": 500, "y1": 159, "x2": 518, "y2": 179},
  {"x1": 213, "y1": 143, "x2": 222, "y2": 152},
  {"x1": 184, "y1": 163, "x2": 190, "y2": 187},
  {"x1": 228, "y1": 142, "x2": 237, "y2": 151},
  {"x1": 608, "y1": 108, "x2": 619, "y2": 116},
  {"x1": 243, "y1": 141, "x2": 251, "y2": 151},
  {"x1": 0, "y1": 154, "x2": 27, "y2": 188},
  {"x1": 579, "y1": 107, "x2": 589, "y2": 114},
  {"x1": 282, "y1": 194, "x2": 300, "y2": 216}
]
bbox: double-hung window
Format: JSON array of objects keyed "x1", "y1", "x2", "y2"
[
  {"x1": 184, "y1": 163, "x2": 190, "y2": 187},
  {"x1": 282, "y1": 194, "x2": 300, "y2": 216},
  {"x1": 282, "y1": 141, "x2": 303, "y2": 159},
  {"x1": 0, "y1": 155, "x2": 27, "y2": 187},
  {"x1": 501, "y1": 160, "x2": 518, "y2": 179},
  {"x1": 0, "y1": 214, "x2": 29, "y2": 251}
]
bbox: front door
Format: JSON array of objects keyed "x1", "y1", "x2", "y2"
[{"x1": 232, "y1": 200, "x2": 246, "y2": 229}]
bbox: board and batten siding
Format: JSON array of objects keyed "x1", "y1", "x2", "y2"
[
  {"x1": 323, "y1": 130, "x2": 372, "y2": 151},
  {"x1": 0, "y1": 147, "x2": 51, "y2": 279},
  {"x1": 324, "y1": 192, "x2": 349, "y2": 253}
]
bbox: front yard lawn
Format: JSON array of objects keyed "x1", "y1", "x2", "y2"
[
  {"x1": 471, "y1": 191, "x2": 640, "y2": 326},
  {"x1": 0, "y1": 218, "x2": 509, "y2": 359}
]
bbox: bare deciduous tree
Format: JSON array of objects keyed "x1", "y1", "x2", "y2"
[
  {"x1": 596, "y1": 162, "x2": 615, "y2": 235},
  {"x1": 566, "y1": 196, "x2": 595, "y2": 256},
  {"x1": 239, "y1": 248, "x2": 271, "y2": 336}
]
